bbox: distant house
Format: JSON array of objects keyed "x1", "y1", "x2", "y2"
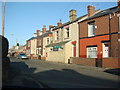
[
  {"x1": 9, "y1": 44, "x2": 26, "y2": 56},
  {"x1": 45, "y1": 7, "x2": 101, "y2": 63},
  {"x1": 26, "y1": 26, "x2": 52, "y2": 59}
]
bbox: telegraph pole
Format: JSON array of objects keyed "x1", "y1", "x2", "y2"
[{"x1": 2, "y1": 0, "x2": 6, "y2": 36}]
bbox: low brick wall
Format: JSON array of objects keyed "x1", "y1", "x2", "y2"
[
  {"x1": 30, "y1": 54, "x2": 38, "y2": 59},
  {"x1": 102, "y1": 58, "x2": 120, "y2": 69},
  {"x1": 70, "y1": 57, "x2": 96, "y2": 67},
  {"x1": 41, "y1": 57, "x2": 46, "y2": 60}
]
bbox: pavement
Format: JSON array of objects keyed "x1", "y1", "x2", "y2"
[{"x1": 2, "y1": 57, "x2": 119, "y2": 88}]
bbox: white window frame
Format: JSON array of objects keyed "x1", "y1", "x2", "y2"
[
  {"x1": 87, "y1": 46, "x2": 97, "y2": 58},
  {"x1": 88, "y1": 23, "x2": 95, "y2": 37}
]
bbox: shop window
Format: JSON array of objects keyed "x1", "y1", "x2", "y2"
[
  {"x1": 53, "y1": 48, "x2": 58, "y2": 51},
  {"x1": 87, "y1": 46, "x2": 97, "y2": 58}
]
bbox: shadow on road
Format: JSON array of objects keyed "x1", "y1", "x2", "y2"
[
  {"x1": 3, "y1": 61, "x2": 119, "y2": 88},
  {"x1": 104, "y1": 68, "x2": 120, "y2": 76}
]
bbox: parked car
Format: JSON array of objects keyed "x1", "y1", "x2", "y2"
[{"x1": 16, "y1": 53, "x2": 28, "y2": 59}]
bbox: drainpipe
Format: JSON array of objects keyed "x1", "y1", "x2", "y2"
[
  {"x1": 109, "y1": 13, "x2": 115, "y2": 57},
  {"x1": 78, "y1": 22, "x2": 80, "y2": 57},
  {"x1": 109, "y1": 14, "x2": 112, "y2": 57}
]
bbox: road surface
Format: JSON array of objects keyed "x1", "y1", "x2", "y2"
[{"x1": 3, "y1": 57, "x2": 119, "y2": 88}]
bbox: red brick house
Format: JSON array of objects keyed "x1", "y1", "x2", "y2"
[{"x1": 78, "y1": 3, "x2": 120, "y2": 68}]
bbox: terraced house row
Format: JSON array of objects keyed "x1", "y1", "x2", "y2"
[{"x1": 26, "y1": 2, "x2": 120, "y2": 69}]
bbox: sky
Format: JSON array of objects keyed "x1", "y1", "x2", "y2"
[{"x1": 0, "y1": 2, "x2": 118, "y2": 48}]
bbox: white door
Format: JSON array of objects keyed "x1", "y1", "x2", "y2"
[{"x1": 103, "y1": 43, "x2": 109, "y2": 58}]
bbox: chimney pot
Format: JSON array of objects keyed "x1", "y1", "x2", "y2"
[
  {"x1": 42, "y1": 25, "x2": 46, "y2": 34},
  {"x1": 57, "y1": 20, "x2": 62, "y2": 26},
  {"x1": 57, "y1": 22, "x2": 62, "y2": 26},
  {"x1": 49, "y1": 25, "x2": 53, "y2": 30},
  {"x1": 69, "y1": 9, "x2": 77, "y2": 21},
  {"x1": 88, "y1": 5, "x2": 95, "y2": 16}
]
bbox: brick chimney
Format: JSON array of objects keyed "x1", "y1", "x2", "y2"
[
  {"x1": 49, "y1": 25, "x2": 54, "y2": 30},
  {"x1": 57, "y1": 19, "x2": 62, "y2": 26},
  {"x1": 88, "y1": 5, "x2": 95, "y2": 16},
  {"x1": 42, "y1": 25, "x2": 46, "y2": 34},
  {"x1": 34, "y1": 33, "x2": 37, "y2": 37},
  {"x1": 118, "y1": 0, "x2": 120, "y2": 8},
  {"x1": 69, "y1": 9, "x2": 77, "y2": 21},
  {"x1": 36, "y1": 30, "x2": 40, "y2": 36}
]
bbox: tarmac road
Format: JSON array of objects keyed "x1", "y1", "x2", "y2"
[{"x1": 3, "y1": 57, "x2": 119, "y2": 88}]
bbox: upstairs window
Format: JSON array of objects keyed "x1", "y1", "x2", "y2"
[
  {"x1": 39, "y1": 40, "x2": 41, "y2": 46},
  {"x1": 66, "y1": 28, "x2": 69, "y2": 38},
  {"x1": 56, "y1": 31, "x2": 59, "y2": 40},
  {"x1": 46, "y1": 38, "x2": 50, "y2": 45},
  {"x1": 88, "y1": 21, "x2": 95, "y2": 37},
  {"x1": 55, "y1": 30, "x2": 59, "y2": 41},
  {"x1": 28, "y1": 42, "x2": 30, "y2": 47}
]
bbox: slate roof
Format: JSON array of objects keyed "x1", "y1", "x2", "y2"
[
  {"x1": 79, "y1": 6, "x2": 120, "y2": 23},
  {"x1": 52, "y1": 14, "x2": 87, "y2": 31},
  {"x1": 27, "y1": 37, "x2": 34, "y2": 41},
  {"x1": 27, "y1": 32, "x2": 52, "y2": 41}
]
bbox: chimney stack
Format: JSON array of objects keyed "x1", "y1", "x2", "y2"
[
  {"x1": 49, "y1": 25, "x2": 54, "y2": 30},
  {"x1": 34, "y1": 33, "x2": 37, "y2": 37},
  {"x1": 42, "y1": 25, "x2": 46, "y2": 34},
  {"x1": 69, "y1": 9, "x2": 77, "y2": 21},
  {"x1": 88, "y1": 5, "x2": 95, "y2": 16},
  {"x1": 36, "y1": 30, "x2": 40, "y2": 36},
  {"x1": 57, "y1": 19, "x2": 62, "y2": 26}
]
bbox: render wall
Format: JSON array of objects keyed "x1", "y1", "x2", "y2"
[
  {"x1": 65, "y1": 42, "x2": 73, "y2": 63},
  {"x1": 30, "y1": 39, "x2": 37, "y2": 56},
  {"x1": 46, "y1": 46, "x2": 65, "y2": 63}
]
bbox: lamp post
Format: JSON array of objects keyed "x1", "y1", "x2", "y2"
[{"x1": 2, "y1": 0, "x2": 6, "y2": 36}]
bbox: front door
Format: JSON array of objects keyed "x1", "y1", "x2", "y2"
[{"x1": 103, "y1": 43, "x2": 109, "y2": 58}]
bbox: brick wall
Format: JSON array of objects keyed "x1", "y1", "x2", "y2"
[
  {"x1": 79, "y1": 15, "x2": 109, "y2": 38},
  {"x1": 71, "y1": 57, "x2": 96, "y2": 66},
  {"x1": 111, "y1": 34, "x2": 119, "y2": 57},
  {"x1": 110, "y1": 13, "x2": 119, "y2": 57},
  {"x1": 41, "y1": 57, "x2": 46, "y2": 60},
  {"x1": 102, "y1": 58, "x2": 120, "y2": 68}
]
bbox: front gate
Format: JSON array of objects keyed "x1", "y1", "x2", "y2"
[{"x1": 96, "y1": 58, "x2": 102, "y2": 67}]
